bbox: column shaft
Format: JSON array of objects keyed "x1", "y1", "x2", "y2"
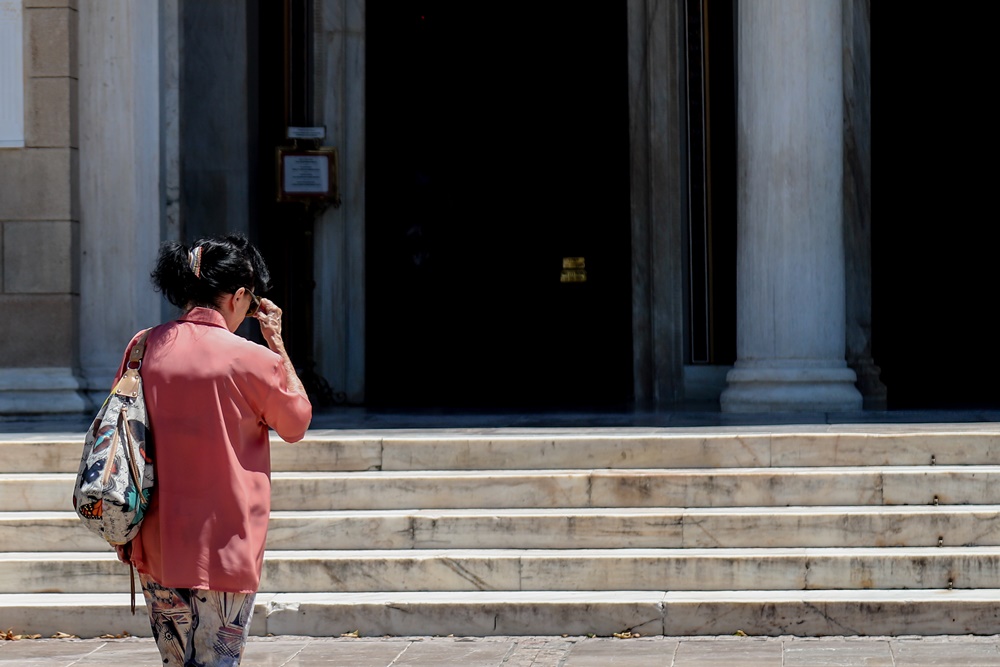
[{"x1": 721, "y1": 0, "x2": 862, "y2": 412}]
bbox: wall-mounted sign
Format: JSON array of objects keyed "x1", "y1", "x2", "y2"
[
  {"x1": 560, "y1": 257, "x2": 587, "y2": 282},
  {"x1": 287, "y1": 126, "x2": 326, "y2": 140},
  {"x1": 285, "y1": 155, "x2": 328, "y2": 192},
  {"x1": 276, "y1": 146, "x2": 340, "y2": 206}
]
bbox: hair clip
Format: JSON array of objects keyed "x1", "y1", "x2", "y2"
[{"x1": 187, "y1": 246, "x2": 203, "y2": 278}]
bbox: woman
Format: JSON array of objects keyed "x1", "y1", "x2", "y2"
[{"x1": 115, "y1": 233, "x2": 312, "y2": 666}]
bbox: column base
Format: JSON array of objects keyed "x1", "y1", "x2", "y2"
[
  {"x1": 849, "y1": 356, "x2": 888, "y2": 411},
  {"x1": 720, "y1": 363, "x2": 864, "y2": 413},
  {"x1": 0, "y1": 368, "x2": 88, "y2": 415}
]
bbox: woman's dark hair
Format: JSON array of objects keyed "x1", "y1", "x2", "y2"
[{"x1": 151, "y1": 233, "x2": 271, "y2": 310}]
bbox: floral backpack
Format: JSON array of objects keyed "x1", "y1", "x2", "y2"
[{"x1": 72, "y1": 330, "x2": 155, "y2": 546}]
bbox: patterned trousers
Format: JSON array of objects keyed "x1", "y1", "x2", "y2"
[{"x1": 139, "y1": 573, "x2": 256, "y2": 667}]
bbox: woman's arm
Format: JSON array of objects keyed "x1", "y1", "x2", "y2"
[{"x1": 255, "y1": 298, "x2": 307, "y2": 399}]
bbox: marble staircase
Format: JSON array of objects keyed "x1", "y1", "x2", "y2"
[{"x1": 2, "y1": 426, "x2": 1000, "y2": 637}]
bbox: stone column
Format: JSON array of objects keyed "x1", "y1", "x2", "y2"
[
  {"x1": 0, "y1": 0, "x2": 85, "y2": 414},
  {"x1": 720, "y1": 0, "x2": 862, "y2": 412},
  {"x1": 627, "y1": 0, "x2": 686, "y2": 406},
  {"x1": 843, "y1": 0, "x2": 885, "y2": 409},
  {"x1": 313, "y1": 0, "x2": 366, "y2": 404},
  {"x1": 78, "y1": 0, "x2": 168, "y2": 407}
]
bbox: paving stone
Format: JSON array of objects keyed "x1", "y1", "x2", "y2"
[
  {"x1": 389, "y1": 638, "x2": 513, "y2": 666},
  {"x1": 69, "y1": 640, "x2": 163, "y2": 665},
  {"x1": 499, "y1": 636, "x2": 577, "y2": 666},
  {"x1": 890, "y1": 638, "x2": 1000, "y2": 666},
  {"x1": 250, "y1": 638, "x2": 407, "y2": 666},
  {"x1": 3, "y1": 635, "x2": 1000, "y2": 666},
  {"x1": 782, "y1": 638, "x2": 894, "y2": 666},
  {"x1": 671, "y1": 637, "x2": 783, "y2": 665},
  {"x1": 563, "y1": 637, "x2": 675, "y2": 666},
  {"x1": 0, "y1": 638, "x2": 97, "y2": 664}
]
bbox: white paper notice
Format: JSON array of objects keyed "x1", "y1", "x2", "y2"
[{"x1": 284, "y1": 155, "x2": 329, "y2": 193}]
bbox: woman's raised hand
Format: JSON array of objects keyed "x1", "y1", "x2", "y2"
[{"x1": 255, "y1": 298, "x2": 284, "y2": 346}]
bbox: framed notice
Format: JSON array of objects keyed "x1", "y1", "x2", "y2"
[{"x1": 276, "y1": 146, "x2": 340, "y2": 205}]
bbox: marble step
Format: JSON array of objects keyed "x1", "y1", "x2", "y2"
[
  {"x1": 2, "y1": 589, "x2": 999, "y2": 638},
  {"x1": 8, "y1": 505, "x2": 1000, "y2": 552},
  {"x1": 3, "y1": 547, "x2": 999, "y2": 594},
  {"x1": 5, "y1": 428, "x2": 1000, "y2": 474},
  {"x1": 7, "y1": 466, "x2": 1000, "y2": 512}
]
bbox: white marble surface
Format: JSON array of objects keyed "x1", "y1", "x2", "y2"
[
  {"x1": 0, "y1": 438, "x2": 81, "y2": 473},
  {"x1": 6, "y1": 590, "x2": 1000, "y2": 639},
  {"x1": 0, "y1": 551, "x2": 126, "y2": 594},
  {"x1": 269, "y1": 437, "x2": 383, "y2": 472},
  {"x1": 0, "y1": 473, "x2": 74, "y2": 511},
  {"x1": 380, "y1": 434, "x2": 774, "y2": 470},
  {"x1": 313, "y1": 0, "x2": 367, "y2": 403},
  {"x1": 0, "y1": 511, "x2": 110, "y2": 551},
  {"x1": 662, "y1": 589, "x2": 1000, "y2": 636},
  {"x1": 7, "y1": 429, "x2": 1000, "y2": 474},
  {"x1": 13, "y1": 504, "x2": 1000, "y2": 554},
  {"x1": 0, "y1": 592, "x2": 268, "y2": 638},
  {"x1": 7, "y1": 424, "x2": 1000, "y2": 638},
  {"x1": 262, "y1": 591, "x2": 667, "y2": 638},
  {"x1": 0, "y1": 368, "x2": 87, "y2": 415},
  {"x1": 78, "y1": 0, "x2": 164, "y2": 408},
  {"x1": 320, "y1": 429, "x2": 1000, "y2": 472},
  {"x1": 722, "y1": 0, "x2": 862, "y2": 412},
  {"x1": 9, "y1": 547, "x2": 1000, "y2": 596},
  {"x1": 269, "y1": 470, "x2": 592, "y2": 511},
  {"x1": 10, "y1": 465, "x2": 1000, "y2": 513}
]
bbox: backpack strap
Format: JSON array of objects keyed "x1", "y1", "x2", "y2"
[
  {"x1": 129, "y1": 329, "x2": 150, "y2": 365},
  {"x1": 115, "y1": 329, "x2": 151, "y2": 399},
  {"x1": 129, "y1": 562, "x2": 138, "y2": 615}
]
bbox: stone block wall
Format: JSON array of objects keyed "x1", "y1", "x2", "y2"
[{"x1": 0, "y1": 0, "x2": 84, "y2": 413}]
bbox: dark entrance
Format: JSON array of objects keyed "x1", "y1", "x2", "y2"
[
  {"x1": 871, "y1": 8, "x2": 999, "y2": 410},
  {"x1": 366, "y1": 4, "x2": 632, "y2": 409},
  {"x1": 684, "y1": 0, "x2": 737, "y2": 368}
]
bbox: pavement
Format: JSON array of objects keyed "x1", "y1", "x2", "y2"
[{"x1": 3, "y1": 634, "x2": 1000, "y2": 666}]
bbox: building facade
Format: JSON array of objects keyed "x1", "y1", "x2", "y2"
[{"x1": 5, "y1": 0, "x2": 955, "y2": 417}]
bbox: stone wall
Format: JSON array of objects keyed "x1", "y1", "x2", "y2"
[{"x1": 0, "y1": 0, "x2": 84, "y2": 413}]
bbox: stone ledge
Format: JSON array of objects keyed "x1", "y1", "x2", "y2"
[
  {"x1": 5, "y1": 547, "x2": 1000, "y2": 595},
  {"x1": 4, "y1": 590, "x2": 1000, "y2": 638},
  {"x1": 0, "y1": 368, "x2": 86, "y2": 415},
  {"x1": 9, "y1": 504, "x2": 1000, "y2": 553},
  {"x1": 5, "y1": 430, "x2": 1000, "y2": 471}
]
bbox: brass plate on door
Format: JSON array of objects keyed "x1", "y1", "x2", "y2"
[
  {"x1": 562, "y1": 257, "x2": 586, "y2": 269},
  {"x1": 560, "y1": 269, "x2": 587, "y2": 283}
]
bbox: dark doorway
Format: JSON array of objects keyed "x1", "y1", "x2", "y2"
[
  {"x1": 871, "y1": 158, "x2": 999, "y2": 408},
  {"x1": 872, "y1": 182, "x2": 999, "y2": 409},
  {"x1": 253, "y1": 0, "x2": 327, "y2": 403},
  {"x1": 366, "y1": 4, "x2": 632, "y2": 409},
  {"x1": 871, "y1": 6, "x2": 998, "y2": 410},
  {"x1": 684, "y1": 0, "x2": 737, "y2": 367}
]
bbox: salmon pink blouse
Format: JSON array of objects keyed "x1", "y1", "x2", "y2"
[{"x1": 117, "y1": 307, "x2": 312, "y2": 593}]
